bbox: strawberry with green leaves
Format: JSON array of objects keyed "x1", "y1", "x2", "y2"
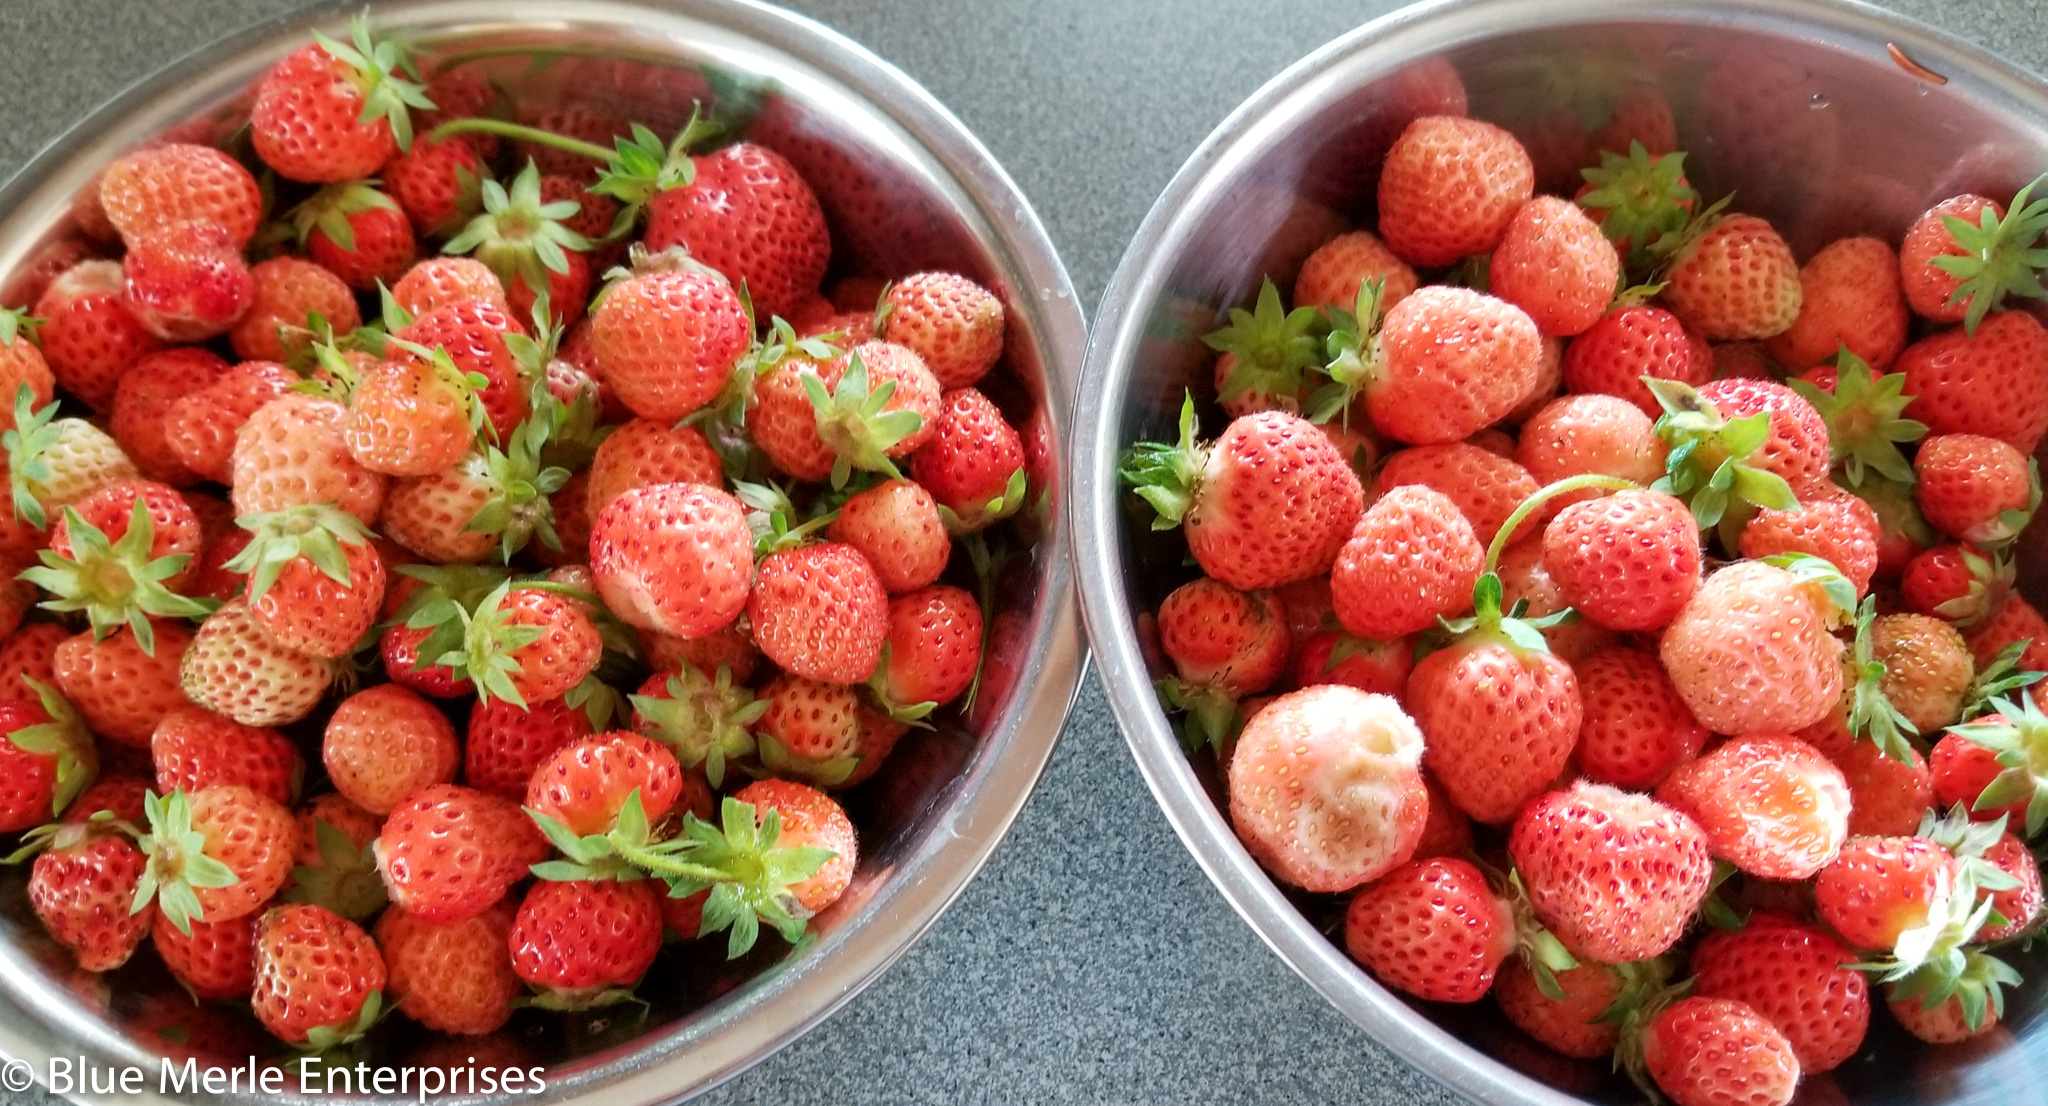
[
  {"x1": 804, "y1": 343, "x2": 941, "y2": 489},
  {"x1": 1647, "y1": 377, "x2": 1828, "y2": 544},
  {"x1": 1576, "y1": 141, "x2": 1698, "y2": 272},
  {"x1": 223, "y1": 503, "x2": 385, "y2": 658},
  {"x1": 442, "y1": 161, "x2": 593, "y2": 326},
  {"x1": 0, "y1": 679, "x2": 95, "y2": 831},
  {"x1": 341, "y1": 344, "x2": 489, "y2": 478},
  {"x1": 1943, "y1": 695, "x2": 2048, "y2": 837},
  {"x1": 132, "y1": 786, "x2": 297, "y2": 934},
  {"x1": 288, "y1": 180, "x2": 417, "y2": 290},
  {"x1": 285, "y1": 793, "x2": 386, "y2": 921},
  {"x1": 380, "y1": 417, "x2": 570, "y2": 565},
  {"x1": 21, "y1": 489, "x2": 212, "y2": 654},
  {"x1": 1902, "y1": 544, "x2": 2013, "y2": 629},
  {"x1": 250, "y1": 12, "x2": 433, "y2": 182},
  {"x1": 411, "y1": 578, "x2": 601, "y2": 707},
  {"x1": 630, "y1": 665, "x2": 765, "y2": 789},
  {"x1": 1900, "y1": 176, "x2": 2048, "y2": 332},
  {"x1": 250, "y1": 904, "x2": 386, "y2": 1047},
  {"x1": 1202, "y1": 277, "x2": 1326, "y2": 417},
  {"x1": 16, "y1": 808, "x2": 149, "y2": 971},
  {"x1": 1786, "y1": 349, "x2": 1927, "y2": 488},
  {"x1": 5, "y1": 387, "x2": 138, "y2": 532}
]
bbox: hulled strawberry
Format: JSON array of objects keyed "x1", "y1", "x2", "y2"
[
  {"x1": 1509, "y1": 781, "x2": 1712, "y2": 962},
  {"x1": 250, "y1": 904, "x2": 386, "y2": 1046},
  {"x1": 250, "y1": 13, "x2": 432, "y2": 182},
  {"x1": 1657, "y1": 734, "x2": 1852, "y2": 880}
]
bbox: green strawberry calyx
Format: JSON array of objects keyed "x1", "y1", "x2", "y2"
[
  {"x1": 1960, "y1": 638, "x2": 2045, "y2": 721},
  {"x1": 1784, "y1": 348, "x2": 1927, "y2": 488},
  {"x1": 0, "y1": 306, "x2": 43, "y2": 348},
  {"x1": 1305, "y1": 278, "x2": 1387, "y2": 425},
  {"x1": 4, "y1": 385, "x2": 75, "y2": 530},
  {"x1": 1, "y1": 807, "x2": 131, "y2": 866},
  {"x1": 1757, "y1": 552, "x2": 1857, "y2": 624},
  {"x1": 287, "y1": 179, "x2": 402, "y2": 254},
  {"x1": 1203, "y1": 276, "x2": 1328, "y2": 417},
  {"x1": 1966, "y1": 458, "x2": 2041, "y2": 549},
  {"x1": 223, "y1": 503, "x2": 377, "y2": 606},
  {"x1": 1578, "y1": 142, "x2": 1699, "y2": 275},
  {"x1": 459, "y1": 415, "x2": 572, "y2": 562},
  {"x1": 1944, "y1": 695, "x2": 2048, "y2": 838},
  {"x1": 1930, "y1": 172, "x2": 2048, "y2": 336},
  {"x1": 314, "y1": 11, "x2": 435, "y2": 151},
  {"x1": 300, "y1": 990, "x2": 385, "y2": 1052},
  {"x1": 753, "y1": 734, "x2": 860, "y2": 789},
  {"x1": 21, "y1": 499, "x2": 218, "y2": 654},
  {"x1": 1503, "y1": 869, "x2": 1581, "y2": 1001},
  {"x1": 1118, "y1": 391, "x2": 1207, "y2": 530},
  {"x1": 1646, "y1": 376, "x2": 1800, "y2": 542},
  {"x1": 387, "y1": 562, "x2": 511, "y2": 677},
  {"x1": 283, "y1": 817, "x2": 388, "y2": 922},
  {"x1": 442, "y1": 160, "x2": 592, "y2": 300},
  {"x1": 803, "y1": 350, "x2": 925, "y2": 489},
  {"x1": 131, "y1": 789, "x2": 241, "y2": 936},
  {"x1": 430, "y1": 579, "x2": 549, "y2": 708},
  {"x1": 1846, "y1": 594, "x2": 1921, "y2": 765},
  {"x1": 2, "y1": 677, "x2": 98, "y2": 823},
  {"x1": 863, "y1": 643, "x2": 940, "y2": 729},
  {"x1": 628, "y1": 665, "x2": 766, "y2": 789},
  {"x1": 733, "y1": 479, "x2": 837, "y2": 559},
  {"x1": 1851, "y1": 856, "x2": 2021, "y2": 1033},
  {"x1": 1933, "y1": 546, "x2": 2015, "y2": 631}
]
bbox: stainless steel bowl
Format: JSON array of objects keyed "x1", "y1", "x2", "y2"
[
  {"x1": 0, "y1": 1, "x2": 1084, "y2": 1101},
  {"x1": 1075, "y1": 1, "x2": 2047, "y2": 1104}
]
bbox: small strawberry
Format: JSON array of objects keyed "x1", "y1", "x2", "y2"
[
  {"x1": 375, "y1": 783, "x2": 547, "y2": 923},
  {"x1": 390, "y1": 295, "x2": 532, "y2": 438},
  {"x1": 381, "y1": 422, "x2": 569, "y2": 565},
  {"x1": 1813, "y1": 833, "x2": 1954, "y2": 950},
  {"x1": 825, "y1": 478, "x2": 950, "y2": 595},
  {"x1": 1343, "y1": 856, "x2": 1515, "y2": 1003},
  {"x1": 1561, "y1": 304, "x2": 1710, "y2": 416},
  {"x1": 340, "y1": 348, "x2": 487, "y2": 478},
  {"x1": 22, "y1": 817, "x2": 149, "y2": 971},
  {"x1": 120, "y1": 221, "x2": 254, "y2": 342},
  {"x1": 1649, "y1": 376, "x2": 1832, "y2": 544},
  {"x1": 1871, "y1": 612, "x2": 1973, "y2": 734},
  {"x1": 225, "y1": 503, "x2": 385, "y2": 657},
  {"x1": 1493, "y1": 539, "x2": 1617, "y2": 663},
  {"x1": 0, "y1": 623, "x2": 66, "y2": 699},
  {"x1": 584, "y1": 418, "x2": 722, "y2": 519},
  {"x1": 1509, "y1": 781, "x2": 1713, "y2": 962},
  {"x1": 1658, "y1": 734, "x2": 1852, "y2": 880},
  {"x1": 0, "y1": 308, "x2": 54, "y2": 431},
  {"x1": 1657, "y1": 208, "x2": 1803, "y2": 339},
  {"x1": 54, "y1": 621, "x2": 193, "y2": 747},
  {"x1": 1515, "y1": 394, "x2": 1668, "y2": 504},
  {"x1": 1914, "y1": 433, "x2": 2039, "y2": 545},
  {"x1": 322, "y1": 684, "x2": 459, "y2": 814},
  {"x1": 1738, "y1": 490, "x2": 1882, "y2": 599},
  {"x1": 874, "y1": 584, "x2": 984, "y2": 714},
  {"x1": 389, "y1": 255, "x2": 509, "y2": 318},
  {"x1": 162, "y1": 359, "x2": 298, "y2": 485},
  {"x1": 506, "y1": 876, "x2": 663, "y2": 1008},
  {"x1": 1576, "y1": 141, "x2": 1698, "y2": 270},
  {"x1": 1542, "y1": 488, "x2": 1701, "y2": 631},
  {"x1": 1763, "y1": 237, "x2": 1910, "y2": 371},
  {"x1": 874, "y1": 272, "x2": 1004, "y2": 390},
  {"x1": 96, "y1": 143, "x2": 262, "y2": 249},
  {"x1": 151, "y1": 705, "x2": 300, "y2": 807},
  {"x1": 0, "y1": 681, "x2": 95, "y2": 831},
  {"x1": 250, "y1": 13, "x2": 433, "y2": 182},
  {"x1": 1851, "y1": 471, "x2": 1938, "y2": 578},
  {"x1": 1942, "y1": 696, "x2": 2048, "y2": 836},
  {"x1": 250, "y1": 904, "x2": 386, "y2": 1046},
  {"x1": 1574, "y1": 646, "x2": 1708, "y2": 790},
  {"x1": 230, "y1": 392, "x2": 388, "y2": 525},
  {"x1": 1490, "y1": 196, "x2": 1621, "y2": 336},
  {"x1": 288, "y1": 180, "x2": 418, "y2": 290},
  {"x1": 1896, "y1": 310, "x2": 2048, "y2": 454},
  {"x1": 1292, "y1": 631, "x2": 1413, "y2": 697},
  {"x1": 1330, "y1": 484, "x2": 1482, "y2": 640},
  {"x1": 419, "y1": 579, "x2": 602, "y2": 706},
  {"x1": 179, "y1": 597, "x2": 336, "y2": 727},
  {"x1": 1638, "y1": 997, "x2": 1800, "y2": 1106},
  {"x1": 465, "y1": 694, "x2": 594, "y2": 800},
  {"x1": 33, "y1": 259, "x2": 163, "y2": 410},
  {"x1": 1661, "y1": 557, "x2": 1850, "y2": 736},
  {"x1": 1901, "y1": 544, "x2": 2012, "y2": 629},
  {"x1": 382, "y1": 135, "x2": 485, "y2": 237},
  {"x1": 1293, "y1": 230, "x2": 1418, "y2": 315},
  {"x1": 910, "y1": 385, "x2": 1029, "y2": 533},
  {"x1": 589, "y1": 482, "x2": 753, "y2": 638},
  {"x1": 1376, "y1": 115, "x2": 1534, "y2": 267},
  {"x1": 22, "y1": 488, "x2": 211, "y2": 653},
  {"x1": 376, "y1": 898, "x2": 519, "y2": 1035},
  {"x1": 588, "y1": 246, "x2": 750, "y2": 423},
  {"x1": 151, "y1": 910, "x2": 256, "y2": 1001},
  {"x1": 1495, "y1": 959, "x2": 1652, "y2": 1060},
  {"x1": 109, "y1": 347, "x2": 226, "y2": 486},
  {"x1": 1804, "y1": 720, "x2": 1935, "y2": 838},
  {"x1": 1975, "y1": 830, "x2": 2043, "y2": 941},
  {"x1": 748, "y1": 674, "x2": 870, "y2": 788},
  {"x1": 747, "y1": 542, "x2": 888, "y2": 686},
  {"x1": 726, "y1": 779, "x2": 857, "y2": 915},
  {"x1": 135, "y1": 785, "x2": 297, "y2": 930},
  {"x1": 284, "y1": 791, "x2": 386, "y2": 920},
  {"x1": 1226, "y1": 684, "x2": 1426, "y2": 891}
]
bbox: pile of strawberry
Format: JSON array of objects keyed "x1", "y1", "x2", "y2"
[
  {"x1": 1126, "y1": 90, "x2": 2048, "y2": 1106},
  {"x1": 0, "y1": 15, "x2": 1035, "y2": 1051}
]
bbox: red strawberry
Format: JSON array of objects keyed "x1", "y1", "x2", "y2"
[
  {"x1": 179, "y1": 597, "x2": 336, "y2": 727},
  {"x1": 230, "y1": 392, "x2": 389, "y2": 526},
  {"x1": 748, "y1": 674, "x2": 870, "y2": 788},
  {"x1": 54, "y1": 622, "x2": 194, "y2": 748},
  {"x1": 0, "y1": 685, "x2": 94, "y2": 832},
  {"x1": 0, "y1": 623, "x2": 67, "y2": 699},
  {"x1": 1542, "y1": 488, "x2": 1701, "y2": 631},
  {"x1": 151, "y1": 910, "x2": 256, "y2": 1001},
  {"x1": 1897, "y1": 311, "x2": 2048, "y2": 453},
  {"x1": 1763, "y1": 237, "x2": 1909, "y2": 371},
  {"x1": 249, "y1": 905, "x2": 385, "y2": 1045},
  {"x1": 1330, "y1": 485, "x2": 1481, "y2": 639},
  {"x1": 1293, "y1": 230, "x2": 1418, "y2": 314},
  {"x1": 589, "y1": 482, "x2": 753, "y2": 638},
  {"x1": 584, "y1": 418, "x2": 722, "y2": 519},
  {"x1": 1562, "y1": 305, "x2": 1710, "y2": 416},
  {"x1": 163, "y1": 359, "x2": 298, "y2": 485},
  {"x1": 748, "y1": 542, "x2": 888, "y2": 686},
  {"x1": 1343, "y1": 856, "x2": 1515, "y2": 1003},
  {"x1": 27, "y1": 821, "x2": 150, "y2": 971},
  {"x1": 877, "y1": 584, "x2": 984, "y2": 711},
  {"x1": 1901, "y1": 544, "x2": 2011, "y2": 628},
  {"x1": 1660, "y1": 559, "x2": 1847, "y2": 736},
  {"x1": 1804, "y1": 723, "x2": 1934, "y2": 838},
  {"x1": 1640, "y1": 997, "x2": 1801, "y2": 1106},
  {"x1": 375, "y1": 783, "x2": 548, "y2": 923},
  {"x1": 438, "y1": 582, "x2": 602, "y2": 706},
  {"x1": 228, "y1": 503, "x2": 386, "y2": 658},
  {"x1": 391, "y1": 297, "x2": 531, "y2": 438},
  {"x1": 1494, "y1": 539, "x2": 1617, "y2": 663},
  {"x1": 322, "y1": 684, "x2": 459, "y2": 814},
  {"x1": 1226, "y1": 685, "x2": 1426, "y2": 891},
  {"x1": 1738, "y1": 490, "x2": 1882, "y2": 598},
  {"x1": 729, "y1": 778, "x2": 858, "y2": 913},
  {"x1": 290, "y1": 180, "x2": 418, "y2": 290},
  {"x1": 1658, "y1": 734, "x2": 1851, "y2": 881},
  {"x1": 588, "y1": 249, "x2": 750, "y2": 423},
  {"x1": 507, "y1": 877, "x2": 663, "y2": 1007},
  {"x1": 1976, "y1": 830, "x2": 2043, "y2": 941},
  {"x1": 380, "y1": 621, "x2": 467, "y2": 698},
  {"x1": 120, "y1": 220, "x2": 254, "y2": 342},
  {"x1": 376, "y1": 898, "x2": 520, "y2": 1035},
  {"x1": 1574, "y1": 646, "x2": 1708, "y2": 789},
  {"x1": 541, "y1": 173, "x2": 621, "y2": 244},
  {"x1": 1509, "y1": 782, "x2": 1712, "y2": 962},
  {"x1": 1813, "y1": 834, "x2": 1953, "y2": 950},
  {"x1": 1516, "y1": 393, "x2": 1668, "y2": 494},
  {"x1": 389, "y1": 256, "x2": 509, "y2": 318},
  {"x1": 826, "y1": 479, "x2": 951, "y2": 594},
  {"x1": 1692, "y1": 915, "x2": 1869, "y2": 1072},
  {"x1": 97, "y1": 143, "x2": 262, "y2": 248},
  {"x1": 526, "y1": 731, "x2": 683, "y2": 838},
  {"x1": 1490, "y1": 196, "x2": 1621, "y2": 336},
  {"x1": 1292, "y1": 631, "x2": 1413, "y2": 696},
  {"x1": 0, "y1": 308, "x2": 55, "y2": 430},
  {"x1": 910, "y1": 386, "x2": 1030, "y2": 533},
  {"x1": 151, "y1": 705, "x2": 300, "y2": 806},
  {"x1": 1659, "y1": 212, "x2": 1803, "y2": 340},
  {"x1": 876, "y1": 272, "x2": 1005, "y2": 390},
  {"x1": 1376, "y1": 115, "x2": 1533, "y2": 267},
  {"x1": 464, "y1": 695, "x2": 593, "y2": 801},
  {"x1": 1495, "y1": 960, "x2": 1638, "y2": 1060},
  {"x1": 109, "y1": 347, "x2": 226, "y2": 485},
  {"x1": 644, "y1": 142, "x2": 830, "y2": 321},
  {"x1": 1888, "y1": 987, "x2": 2007, "y2": 1044},
  {"x1": 1373, "y1": 441, "x2": 1539, "y2": 549},
  {"x1": 383, "y1": 136, "x2": 484, "y2": 236},
  {"x1": 34, "y1": 259, "x2": 164, "y2": 410},
  {"x1": 1940, "y1": 703, "x2": 2048, "y2": 835},
  {"x1": 1346, "y1": 287, "x2": 1544, "y2": 445},
  {"x1": 342, "y1": 352, "x2": 485, "y2": 478},
  {"x1": 1898, "y1": 194, "x2": 2001, "y2": 323},
  {"x1": 250, "y1": 15, "x2": 431, "y2": 182},
  {"x1": 1914, "y1": 433, "x2": 2038, "y2": 544},
  {"x1": 138, "y1": 785, "x2": 298, "y2": 928}
]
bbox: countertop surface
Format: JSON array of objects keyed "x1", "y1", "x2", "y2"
[{"x1": 0, "y1": 0, "x2": 2039, "y2": 1103}]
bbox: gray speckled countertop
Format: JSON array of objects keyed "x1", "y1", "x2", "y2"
[{"x1": 0, "y1": 0, "x2": 2040, "y2": 1103}]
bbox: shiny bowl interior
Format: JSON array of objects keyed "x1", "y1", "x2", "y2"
[
  {"x1": 0, "y1": 0, "x2": 1085, "y2": 1102},
  {"x1": 1074, "y1": 1, "x2": 2046, "y2": 1104}
]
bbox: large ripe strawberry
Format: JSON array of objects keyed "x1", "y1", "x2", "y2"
[
  {"x1": 1639, "y1": 996, "x2": 1801, "y2": 1106},
  {"x1": 1657, "y1": 733, "x2": 1851, "y2": 881},
  {"x1": 230, "y1": 392, "x2": 388, "y2": 525},
  {"x1": 1562, "y1": 304, "x2": 1710, "y2": 416},
  {"x1": 1738, "y1": 490, "x2": 1882, "y2": 598},
  {"x1": 1490, "y1": 196, "x2": 1621, "y2": 336},
  {"x1": 1691, "y1": 915, "x2": 1869, "y2": 1073},
  {"x1": 1658, "y1": 210, "x2": 1803, "y2": 339},
  {"x1": 506, "y1": 876, "x2": 663, "y2": 1008},
  {"x1": 1574, "y1": 646, "x2": 1707, "y2": 790},
  {"x1": 588, "y1": 482, "x2": 753, "y2": 638},
  {"x1": 120, "y1": 220, "x2": 254, "y2": 343},
  {"x1": 825, "y1": 478, "x2": 950, "y2": 595},
  {"x1": 876, "y1": 584, "x2": 984, "y2": 714},
  {"x1": 33, "y1": 259, "x2": 164, "y2": 410},
  {"x1": 375, "y1": 899, "x2": 521, "y2": 1035},
  {"x1": 747, "y1": 542, "x2": 888, "y2": 686},
  {"x1": 1896, "y1": 310, "x2": 2048, "y2": 454},
  {"x1": 250, "y1": 904, "x2": 386, "y2": 1046},
  {"x1": 1372, "y1": 441, "x2": 1539, "y2": 549},
  {"x1": 375, "y1": 783, "x2": 548, "y2": 924},
  {"x1": 1376, "y1": 115, "x2": 1533, "y2": 267},
  {"x1": 1914, "y1": 433, "x2": 2039, "y2": 545},
  {"x1": 1661, "y1": 558, "x2": 1849, "y2": 736},
  {"x1": 1343, "y1": 856, "x2": 1514, "y2": 1003},
  {"x1": 465, "y1": 694, "x2": 593, "y2": 800},
  {"x1": 231, "y1": 259, "x2": 361, "y2": 365},
  {"x1": 321, "y1": 684, "x2": 459, "y2": 814},
  {"x1": 24, "y1": 818, "x2": 150, "y2": 971},
  {"x1": 1542, "y1": 488, "x2": 1700, "y2": 631},
  {"x1": 589, "y1": 247, "x2": 751, "y2": 423},
  {"x1": 250, "y1": 14, "x2": 432, "y2": 182},
  {"x1": 584, "y1": 418, "x2": 722, "y2": 519},
  {"x1": 151, "y1": 705, "x2": 300, "y2": 807},
  {"x1": 151, "y1": 910, "x2": 256, "y2": 1001},
  {"x1": 1322, "y1": 285, "x2": 1543, "y2": 445},
  {"x1": 97, "y1": 143, "x2": 262, "y2": 249},
  {"x1": 288, "y1": 180, "x2": 418, "y2": 290},
  {"x1": 1226, "y1": 685, "x2": 1426, "y2": 892},
  {"x1": 179, "y1": 597, "x2": 336, "y2": 727},
  {"x1": 1124, "y1": 398, "x2": 1362, "y2": 591},
  {"x1": 643, "y1": 142, "x2": 830, "y2": 322},
  {"x1": 526, "y1": 731, "x2": 684, "y2": 838},
  {"x1": 1764, "y1": 237, "x2": 1909, "y2": 371},
  {"x1": 1510, "y1": 782, "x2": 1712, "y2": 962},
  {"x1": 877, "y1": 272, "x2": 1005, "y2": 389},
  {"x1": 910, "y1": 385, "x2": 1030, "y2": 533},
  {"x1": 1329, "y1": 484, "x2": 1481, "y2": 640},
  {"x1": 225, "y1": 503, "x2": 385, "y2": 658},
  {"x1": 54, "y1": 622, "x2": 193, "y2": 747},
  {"x1": 136, "y1": 785, "x2": 297, "y2": 930}
]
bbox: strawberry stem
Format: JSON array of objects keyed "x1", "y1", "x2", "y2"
[
  {"x1": 1488, "y1": 474, "x2": 1639, "y2": 573},
  {"x1": 428, "y1": 118, "x2": 616, "y2": 163}
]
